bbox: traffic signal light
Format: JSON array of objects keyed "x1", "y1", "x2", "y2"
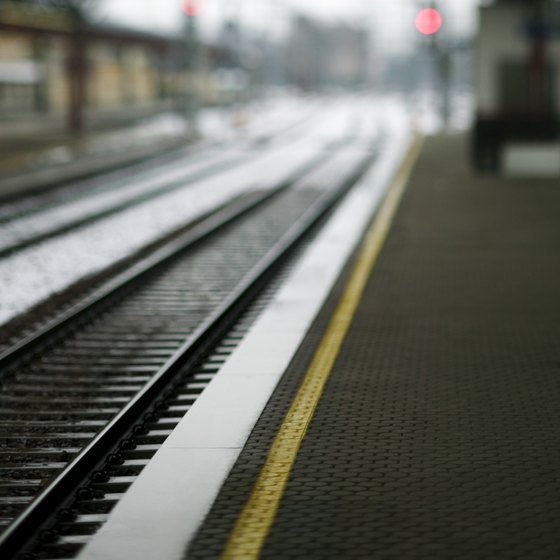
[
  {"x1": 416, "y1": 8, "x2": 443, "y2": 35},
  {"x1": 182, "y1": 0, "x2": 201, "y2": 17}
]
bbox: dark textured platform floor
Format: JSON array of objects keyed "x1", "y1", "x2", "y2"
[{"x1": 186, "y1": 134, "x2": 560, "y2": 559}]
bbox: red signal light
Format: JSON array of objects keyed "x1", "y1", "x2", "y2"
[
  {"x1": 416, "y1": 8, "x2": 443, "y2": 35},
  {"x1": 182, "y1": 0, "x2": 201, "y2": 17}
]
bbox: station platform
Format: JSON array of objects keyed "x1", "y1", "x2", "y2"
[{"x1": 82, "y1": 132, "x2": 560, "y2": 560}]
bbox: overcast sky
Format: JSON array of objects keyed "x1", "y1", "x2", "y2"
[{"x1": 98, "y1": 0, "x2": 480, "y2": 50}]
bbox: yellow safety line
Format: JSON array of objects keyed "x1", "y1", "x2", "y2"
[{"x1": 221, "y1": 136, "x2": 424, "y2": 560}]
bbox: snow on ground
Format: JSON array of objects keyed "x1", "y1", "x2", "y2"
[
  {"x1": 0, "y1": 148, "x2": 245, "y2": 253},
  {"x1": 198, "y1": 94, "x2": 320, "y2": 143},
  {"x1": 0, "y1": 98, "x2": 371, "y2": 327},
  {"x1": 0, "y1": 96, "x2": 323, "y2": 253},
  {"x1": 79, "y1": 94, "x2": 321, "y2": 160}
]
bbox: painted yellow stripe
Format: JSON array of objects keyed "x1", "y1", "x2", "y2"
[{"x1": 221, "y1": 136, "x2": 424, "y2": 560}]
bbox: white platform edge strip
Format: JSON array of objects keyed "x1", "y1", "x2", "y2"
[{"x1": 80, "y1": 109, "x2": 413, "y2": 560}]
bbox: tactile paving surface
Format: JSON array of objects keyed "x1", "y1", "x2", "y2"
[{"x1": 186, "y1": 135, "x2": 560, "y2": 559}]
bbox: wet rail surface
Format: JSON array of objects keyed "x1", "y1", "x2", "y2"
[
  {"x1": 0, "y1": 143, "x2": 376, "y2": 559},
  {"x1": 16, "y1": 267, "x2": 285, "y2": 560},
  {"x1": 0, "y1": 133, "x2": 337, "y2": 358}
]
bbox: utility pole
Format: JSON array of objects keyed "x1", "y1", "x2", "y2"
[
  {"x1": 183, "y1": 0, "x2": 200, "y2": 139},
  {"x1": 432, "y1": 2, "x2": 451, "y2": 129},
  {"x1": 232, "y1": 0, "x2": 242, "y2": 104},
  {"x1": 227, "y1": 0, "x2": 246, "y2": 128},
  {"x1": 266, "y1": 0, "x2": 290, "y2": 89},
  {"x1": 67, "y1": 4, "x2": 89, "y2": 134},
  {"x1": 415, "y1": 1, "x2": 451, "y2": 128},
  {"x1": 359, "y1": 0, "x2": 374, "y2": 91}
]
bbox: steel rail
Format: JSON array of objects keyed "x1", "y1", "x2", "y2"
[
  {"x1": 0, "y1": 150, "x2": 375, "y2": 559},
  {"x1": 0, "y1": 101, "x2": 322, "y2": 227},
  {"x1": 0, "y1": 152, "x2": 253, "y2": 259},
  {"x1": 0, "y1": 148, "x2": 332, "y2": 378}
]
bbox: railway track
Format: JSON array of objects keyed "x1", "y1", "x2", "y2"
[
  {"x1": 0, "y1": 149, "x2": 251, "y2": 259},
  {"x1": 0, "y1": 144, "x2": 376, "y2": 559},
  {"x1": 0, "y1": 101, "x2": 371, "y2": 336},
  {"x1": 0, "y1": 97, "x2": 321, "y2": 211},
  {"x1": 0, "y1": 101, "x2": 325, "y2": 258},
  {"x1": 0, "y1": 135, "x2": 340, "y2": 361}
]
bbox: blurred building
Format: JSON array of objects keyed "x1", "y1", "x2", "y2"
[
  {"x1": 286, "y1": 16, "x2": 370, "y2": 91},
  {"x1": 0, "y1": 1, "x2": 230, "y2": 133}
]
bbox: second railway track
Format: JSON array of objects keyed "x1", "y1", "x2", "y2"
[
  {"x1": 0, "y1": 142, "x2": 377, "y2": 558},
  {"x1": 0, "y1": 100, "x2": 325, "y2": 259}
]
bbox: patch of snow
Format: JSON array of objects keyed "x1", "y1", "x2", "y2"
[{"x1": 0, "y1": 96, "x2": 395, "y2": 327}]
